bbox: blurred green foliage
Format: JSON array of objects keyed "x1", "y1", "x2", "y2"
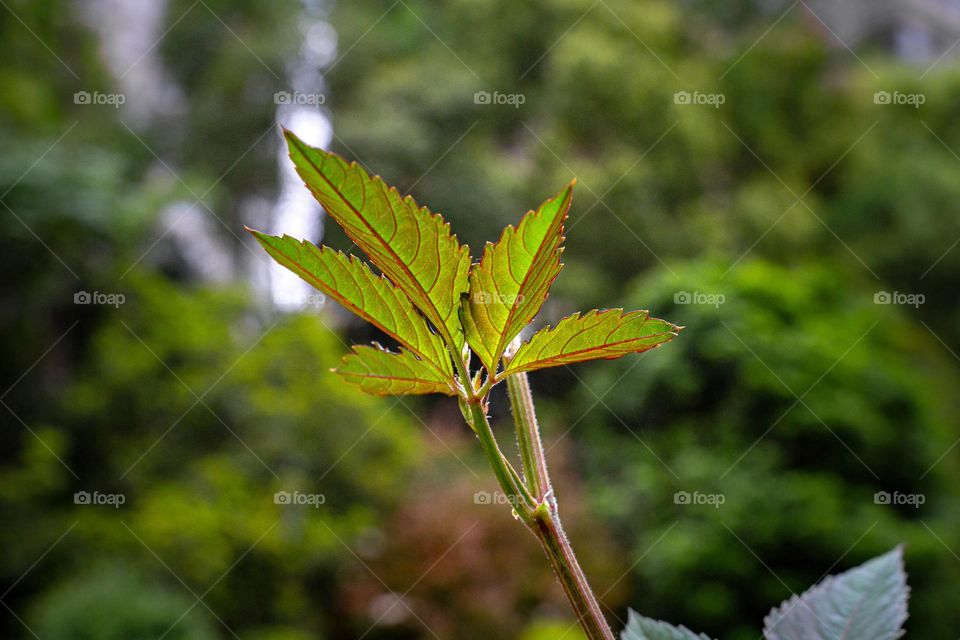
[
  {"x1": 570, "y1": 259, "x2": 960, "y2": 638},
  {"x1": 30, "y1": 564, "x2": 220, "y2": 640},
  {"x1": 2, "y1": 0, "x2": 960, "y2": 639}
]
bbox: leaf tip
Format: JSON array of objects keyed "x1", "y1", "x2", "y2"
[
  {"x1": 245, "y1": 226, "x2": 273, "y2": 245},
  {"x1": 281, "y1": 127, "x2": 302, "y2": 150}
]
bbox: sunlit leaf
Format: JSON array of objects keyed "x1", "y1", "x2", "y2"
[
  {"x1": 247, "y1": 230, "x2": 452, "y2": 377},
  {"x1": 622, "y1": 609, "x2": 713, "y2": 640},
  {"x1": 336, "y1": 344, "x2": 457, "y2": 396},
  {"x1": 763, "y1": 547, "x2": 908, "y2": 640},
  {"x1": 284, "y1": 130, "x2": 470, "y2": 349},
  {"x1": 462, "y1": 182, "x2": 573, "y2": 372},
  {"x1": 504, "y1": 309, "x2": 680, "y2": 375}
]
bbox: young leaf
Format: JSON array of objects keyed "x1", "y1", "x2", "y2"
[
  {"x1": 763, "y1": 546, "x2": 908, "y2": 640},
  {"x1": 622, "y1": 609, "x2": 713, "y2": 640},
  {"x1": 336, "y1": 344, "x2": 457, "y2": 396},
  {"x1": 462, "y1": 182, "x2": 574, "y2": 372},
  {"x1": 284, "y1": 130, "x2": 470, "y2": 350},
  {"x1": 503, "y1": 309, "x2": 680, "y2": 376},
  {"x1": 248, "y1": 231, "x2": 452, "y2": 377}
]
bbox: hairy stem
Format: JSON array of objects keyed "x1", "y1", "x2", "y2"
[
  {"x1": 463, "y1": 400, "x2": 535, "y2": 517},
  {"x1": 470, "y1": 378, "x2": 614, "y2": 640},
  {"x1": 507, "y1": 372, "x2": 552, "y2": 499},
  {"x1": 531, "y1": 500, "x2": 615, "y2": 640}
]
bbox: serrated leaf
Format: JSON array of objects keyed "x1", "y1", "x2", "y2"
[
  {"x1": 336, "y1": 345, "x2": 457, "y2": 396},
  {"x1": 622, "y1": 609, "x2": 713, "y2": 640},
  {"x1": 247, "y1": 230, "x2": 452, "y2": 378},
  {"x1": 503, "y1": 309, "x2": 680, "y2": 375},
  {"x1": 284, "y1": 130, "x2": 470, "y2": 349},
  {"x1": 763, "y1": 546, "x2": 908, "y2": 640},
  {"x1": 462, "y1": 182, "x2": 574, "y2": 372}
]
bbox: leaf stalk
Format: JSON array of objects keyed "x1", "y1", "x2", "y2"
[
  {"x1": 462, "y1": 399, "x2": 537, "y2": 518},
  {"x1": 506, "y1": 371, "x2": 552, "y2": 499}
]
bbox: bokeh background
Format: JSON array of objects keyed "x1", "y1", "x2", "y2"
[{"x1": 3, "y1": 1, "x2": 960, "y2": 638}]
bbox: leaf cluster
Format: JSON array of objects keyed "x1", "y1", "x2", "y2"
[{"x1": 249, "y1": 130, "x2": 681, "y2": 402}]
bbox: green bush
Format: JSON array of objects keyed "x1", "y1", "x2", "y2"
[
  {"x1": 565, "y1": 259, "x2": 960, "y2": 638},
  {"x1": 29, "y1": 564, "x2": 218, "y2": 640}
]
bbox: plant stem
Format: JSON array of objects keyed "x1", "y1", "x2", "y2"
[
  {"x1": 463, "y1": 400, "x2": 535, "y2": 517},
  {"x1": 450, "y1": 345, "x2": 475, "y2": 399},
  {"x1": 531, "y1": 500, "x2": 615, "y2": 640},
  {"x1": 484, "y1": 376, "x2": 615, "y2": 640},
  {"x1": 506, "y1": 372, "x2": 551, "y2": 499}
]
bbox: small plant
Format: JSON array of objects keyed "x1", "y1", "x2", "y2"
[{"x1": 249, "y1": 130, "x2": 910, "y2": 640}]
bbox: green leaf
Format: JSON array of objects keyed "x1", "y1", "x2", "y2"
[
  {"x1": 622, "y1": 610, "x2": 713, "y2": 640},
  {"x1": 462, "y1": 182, "x2": 574, "y2": 372},
  {"x1": 284, "y1": 130, "x2": 470, "y2": 350},
  {"x1": 247, "y1": 231, "x2": 452, "y2": 377},
  {"x1": 503, "y1": 309, "x2": 681, "y2": 375},
  {"x1": 763, "y1": 546, "x2": 908, "y2": 640},
  {"x1": 336, "y1": 344, "x2": 457, "y2": 396}
]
